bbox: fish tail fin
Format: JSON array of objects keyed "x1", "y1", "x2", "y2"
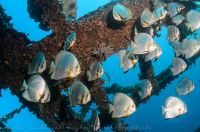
[
  {"x1": 49, "y1": 61, "x2": 55, "y2": 74},
  {"x1": 21, "y1": 80, "x2": 28, "y2": 91},
  {"x1": 138, "y1": 91, "x2": 143, "y2": 99},
  {"x1": 108, "y1": 104, "x2": 114, "y2": 114},
  {"x1": 162, "y1": 106, "x2": 167, "y2": 115},
  {"x1": 49, "y1": 61, "x2": 55, "y2": 79},
  {"x1": 87, "y1": 71, "x2": 92, "y2": 81}
]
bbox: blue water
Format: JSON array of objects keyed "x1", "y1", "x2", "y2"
[
  {"x1": 0, "y1": 89, "x2": 51, "y2": 132},
  {"x1": 1, "y1": 0, "x2": 200, "y2": 132},
  {"x1": 77, "y1": 0, "x2": 112, "y2": 18},
  {"x1": 101, "y1": 27, "x2": 200, "y2": 132},
  {"x1": 0, "y1": 0, "x2": 52, "y2": 41}
]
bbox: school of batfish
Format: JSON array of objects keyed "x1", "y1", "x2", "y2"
[{"x1": 20, "y1": 0, "x2": 200, "y2": 130}]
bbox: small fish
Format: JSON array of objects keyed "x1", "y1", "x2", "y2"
[
  {"x1": 90, "y1": 110, "x2": 100, "y2": 131},
  {"x1": 22, "y1": 75, "x2": 50, "y2": 103},
  {"x1": 173, "y1": 41, "x2": 182, "y2": 57},
  {"x1": 60, "y1": 0, "x2": 77, "y2": 18},
  {"x1": 63, "y1": 32, "x2": 76, "y2": 50},
  {"x1": 70, "y1": 81, "x2": 91, "y2": 106},
  {"x1": 153, "y1": 7, "x2": 167, "y2": 20},
  {"x1": 140, "y1": 8, "x2": 158, "y2": 27},
  {"x1": 138, "y1": 79, "x2": 153, "y2": 99},
  {"x1": 149, "y1": 0, "x2": 166, "y2": 8},
  {"x1": 145, "y1": 44, "x2": 162, "y2": 62},
  {"x1": 132, "y1": 33, "x2": 157, "y2": 55},
  {"x1": 167, "y1": 25, "x2": 180, "y2": 43},
  {"x1": 177, "y1": 39, "x2": 200, "y2": 59},
  {"x1": 87, "y1": 61, "x2": 104, "y2": 81},
  {"x1": 176, "y1": 77, "x2": 195, "y2": 96},
  {"x1": 49, "y1": 50, "x2": 81, "y2": 80},
  {"x1": 171, "y1": 57, "x2": 187, "y2": 76},
  {"x1": 167, "y1": 3, "x2": 185, "y2": 18},
  {"x1": 162, "y1": 96, "x2": 187, "y2": 119},
  {"x1": 185, "y1": 10, "x2": 200, "y2": 32},
  {"x1": 118, "y1": 49, "x2": 138, "y2": 72},
  {"x1": 109, "y1": 92, "x2": 136, "y2": 118},
  {"x1": 112, "y1": 3, "x2": 133, "y2": 21},
  {"x1": 28, "y1": 52, "x2": 46, "y2": 75},
  {"x1": 171, "y1": 14, "x2": 185, "y2": 26}
]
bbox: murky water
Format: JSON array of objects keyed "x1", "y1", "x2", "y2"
[{"x1": 0, "y1": 0, "x2": 200, "y2": 132}]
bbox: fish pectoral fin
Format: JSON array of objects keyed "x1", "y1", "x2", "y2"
[
  {"x1": 66, "y1": 68, "x2": 71, "y2": 78},
  {"x1": 124, "y1": 106, "x2": 131, "y2": 117},
  {"x1": 38, "y1": 91, "x2": 46, "y2": 103}
]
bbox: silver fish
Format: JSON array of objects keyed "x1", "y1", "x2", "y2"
[
  {"x1": 70, "y1": 81, "x2": 91, "y2": 106},
  {"x1": 177, "y1": 39, "x2": 200, "y2": 59},
  {"x1": 171, "y1": 14, "x2": 185, "y2": 26},
  {"x1": 167, "y1": 3, "x2": 185, "y2": 18},
  {"x1": 112, "y1": 3, "x2": 133, "y2": 21},
  {"x1": 118, "y1": 49, "x2": 138, "y2": 72},
  {"x1": 185, "y1": 10, "x2": 200, "y2": 32},
  {"x1": 173, "y1": 41, "x2": 182, "y2": 57},
  {"x1": 138, "y1": 79, "x2": 153, "y2": 99},
  {"x1": 167, "y1": 25, "x2": 180, "y2": 43},
  {"x1": 60, "y1": 0, "x2": 77, "y2": 18},
  {"x1": 171, "y1": 57, "x2": 187, "y2": 76},
  {"x1": 176, "y1": 77, "x2": 195, "y2": 96},
  {"x1": 145, "y1": 44, "x2": 162, "y2": 62},
  {"x1": 63, "y1": 32, "x2": 76, "y2": 50},
  {"x1": 28, "y1": 52, "x2": 46, "y2": 75},
  {"x1": 149, "y1": 0, "x2": 166, "y2": 8},
  {"x1": 132, "y1": 33, "x2": 157, "y2": 55},
  {"x1": 49, "y1": 50, "x2": 81, "y2": 80},
  {"x1": 153, "y1": 7, "x2": 167, "y2": 20},
  {"x1": 87, "y1": 61, "x2": 104, "y2": 81},
  {"x1": 162, "y1": 96, "x2": 187, "y2": 119},
  {"x1": 22, "y1": 75, "x2": 50, "y2": 103},
  {"x1": 109, "y1": 92, "x2": 136, "y2": 118},
  {"x1": 140, "y1": 8, "x2": 158, "y2": 27}
]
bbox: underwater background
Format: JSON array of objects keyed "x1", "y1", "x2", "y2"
[{"x1": 0, "y1": 0, "x2": 200, "y2": 132}]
